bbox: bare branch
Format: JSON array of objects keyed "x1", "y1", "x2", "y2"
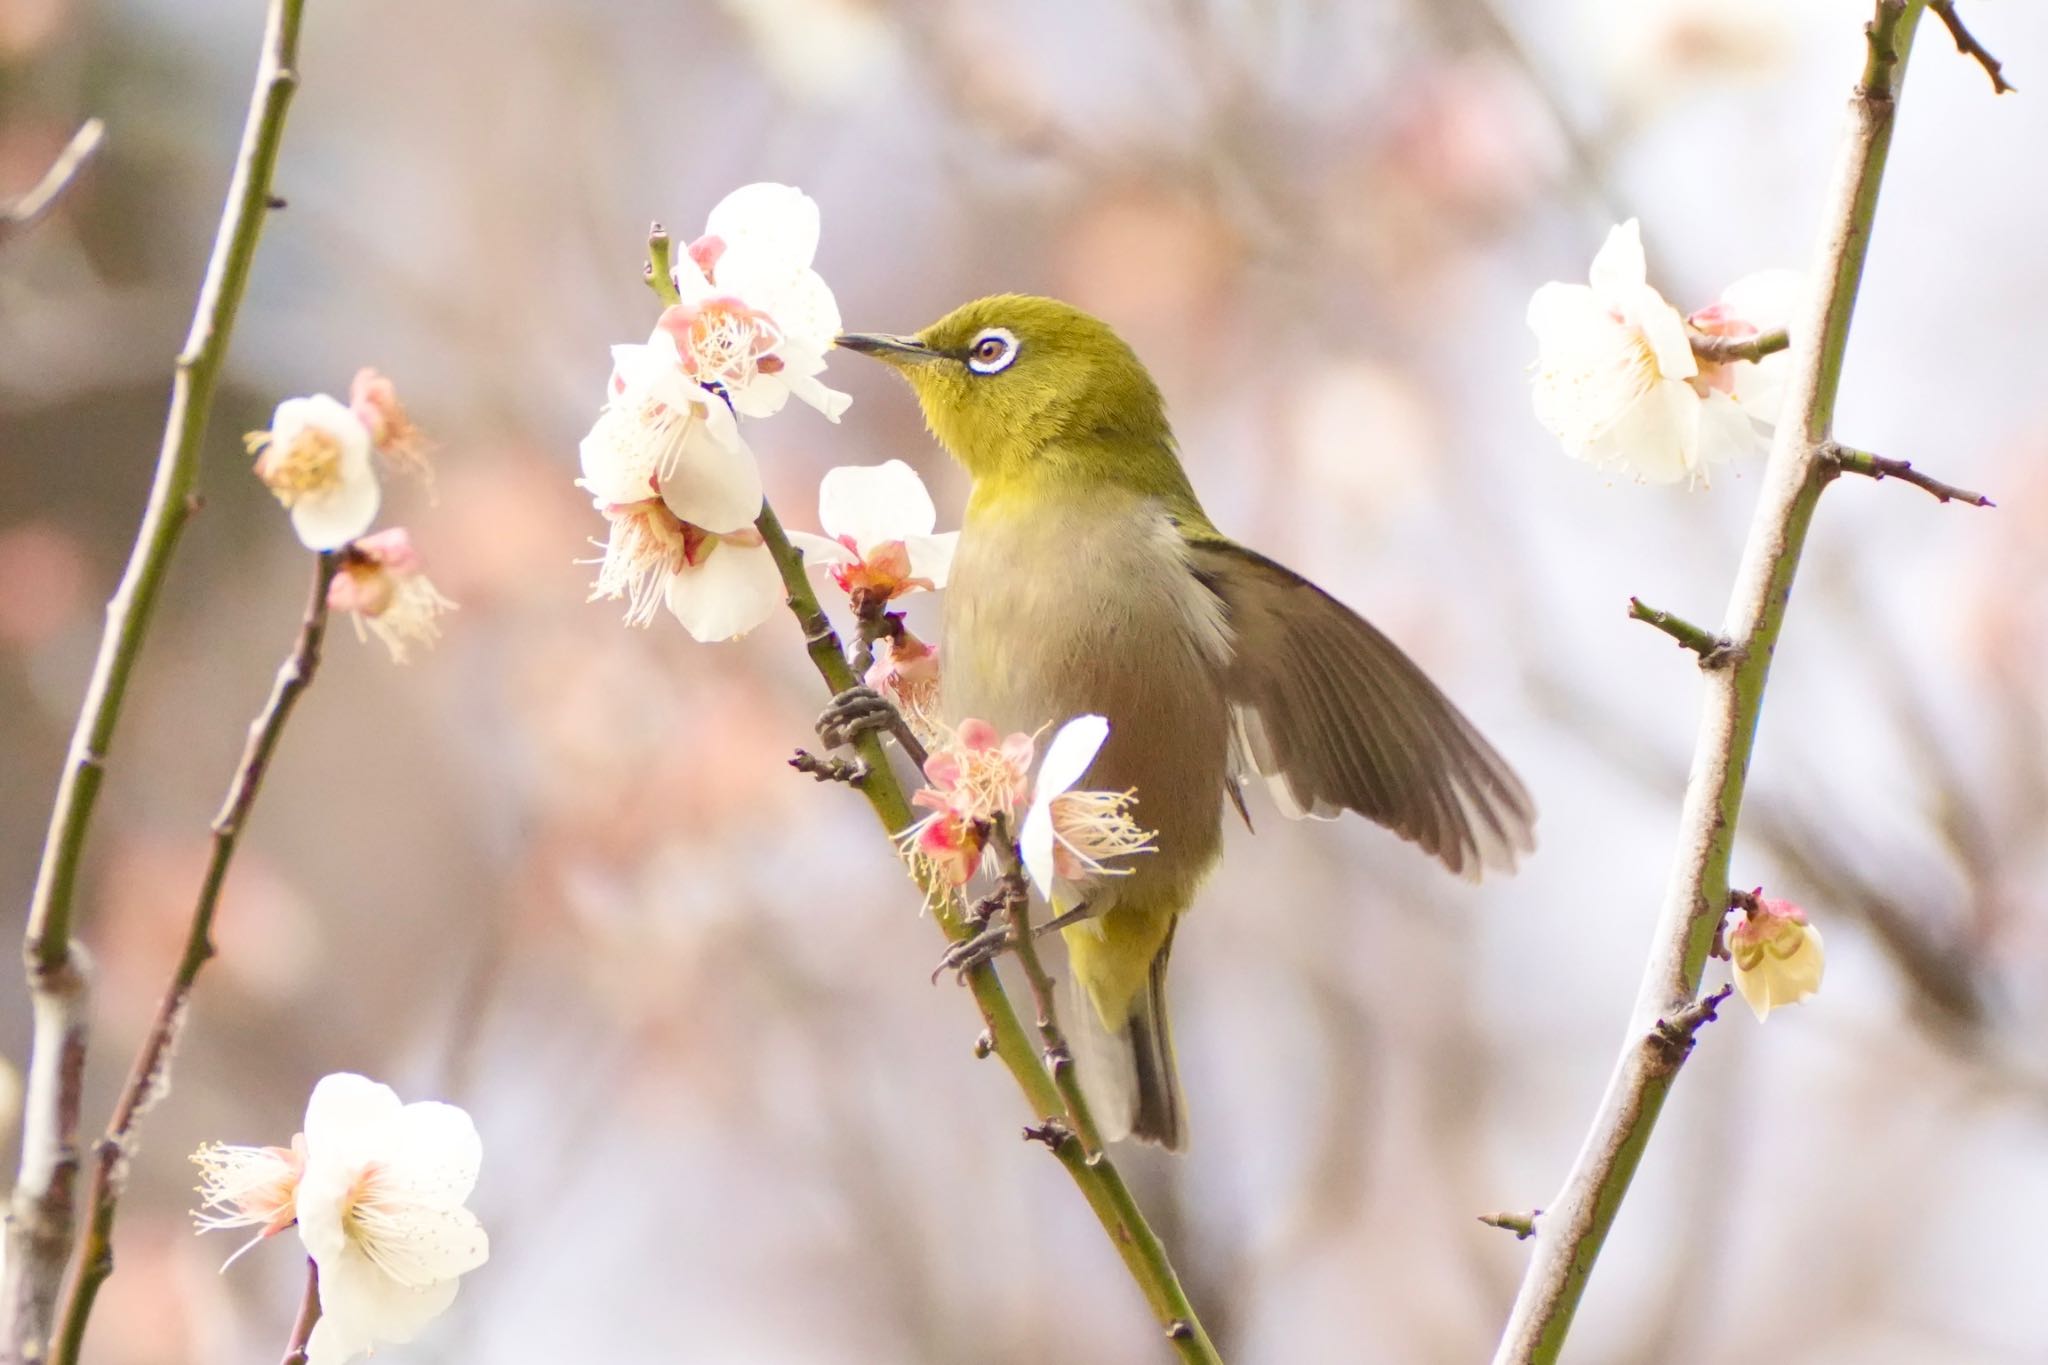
[
  {"x1": 279, "y1": 1259, "x2": 321, "y2": 1365},
  {"x1": 1826, "y1": 442, "x2": 1994, "y2": 507},
  {"x1": 4, "y1": 2, "x2": 309, "y2": 1354},
  {"x1": 1688, "y1": 327, "x2": 1789, "y2": 366},
  {"x1": 1626, "y1": 598, "x2": 1739, "y2": 666},
  {"x1": 1493, "y1": 4, "x2": 1931, "y2": 1360},
  {"x1": 0, "y1": 120, "x2": 105, "y2": 246}
]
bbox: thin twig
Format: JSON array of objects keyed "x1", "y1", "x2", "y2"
[
  {"x1": 3, "y1": 2, "x2": 308, "y2": 1355},
  {"x1": 985, "y1": 820, "x2": 1106, "y2": 1159},
  {"x1": 50, "y1": 554, "x2": 338, "y2": 1365},
  {"x1": 1625, "y1": 598, "x2": 1737, "y2": 665},
  {"x1": 1929, "y1": 0, "x2": 2013, "y2": 93},
  {"x1": 0, "y1": 120, "x2": 105, "y2": 246},
  {"x1": 279, "y1": 1259, "x2": 321, "y2": 1365},
  {"x1": 1825, "y1": 442, "x2": 1994, "y2": 507},
  {"x1": 1479, "y1": 1211, "x2": 1540, "y2": 1241},
  {"x1": 1688, "y1": 327, "x2": 1789, "y2": 367},
  {"x1": 1492, "y1": 5, "x2": 1928, "y2": 1361}
]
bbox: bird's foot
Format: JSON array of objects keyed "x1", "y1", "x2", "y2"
[
  {"x1": 816, "y1": 686, "x2": 901, "y2": 750},
  {"x1": 931, "y1": 921, "x2": 1014, "y2": 984}
]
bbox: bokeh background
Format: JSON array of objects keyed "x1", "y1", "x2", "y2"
[{"x1": 5, "y1": 1, "x2": 2047, "y2": 1361}]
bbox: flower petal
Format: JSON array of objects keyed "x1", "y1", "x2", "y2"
[
  {"x1": 1630, "y1": 283, "x2": 1697, "y2": 381},
  {"x1": 784, "y1": 530, "x2": 857, "y2": 567},
  {"x1": 904, "y1": 533, "x2": 957, "y2": 589},
  {"x1": 311, "y1": 1241, "x2": 461, "y2": 1361},
  {"x1": 383, "y1": 1101, "x2": 483, "y2": 1208},
  {"x1": 303, "y1": 1074, "x2": 402, "y2": 1166},
  {"x1": 817, "y1": 460, "x2": 938, "y2": 547},
  {"x1": 1694, "y1": 390, "x2": 1764, "y2": 476},
  {"x1": 1034, "y1": 715, "x2": 1110, "y2": 804},
  {"x1": 658, "y1": 414, "x2": 762, "y2": 535},
  {"x1": 289, "y1": 469, "x2": 381, "y2": 551},
  {"x1": 1021, "y1": 798, "x2": 1058, "y2": 899},
  {"x1": 664, "y1": 539, "x2": 786, "y2": 642},
  {"x1": 1579, "y1": 378, "x2": 1700, "y2": 485},
  {"x1": 1586, "y1": 219, "x2": 1647, "y2": 304},
  {"x1": 704, "y1": 182, "x2": 821, "y2": 269}
]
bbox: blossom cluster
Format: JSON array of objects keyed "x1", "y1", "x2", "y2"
[
  {"x1": 579, "y1": 183, "x2": 850, "y2": 641},
  {"x1": 1527, "y1": 219, "x2": 1801, "y2": 486},
  {"x1": 247, "y1": 368, "x2": 453, "y2": 661},
  {"x1": 192, "y1": 1073, "x2": 487, "y2": 1365},
  {"x1": 899, "y1": 713, "x2": 1158, "y2": 906}
]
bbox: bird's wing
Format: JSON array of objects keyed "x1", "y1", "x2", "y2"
[{"x1": 1187, "y1": 538, "x2": 1537, "y2": 879}]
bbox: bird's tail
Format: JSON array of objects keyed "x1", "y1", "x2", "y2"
[{"x1": 1065, "y1": 913, "x2": 1184, "y2": 1151}]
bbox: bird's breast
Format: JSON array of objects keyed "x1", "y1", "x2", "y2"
[{"x1": 943, "y1": 491, "x2": 1234, "y2": 897}]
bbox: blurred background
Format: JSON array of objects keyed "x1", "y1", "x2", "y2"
[{"x1": 4, "y1": 1, "x2": 2046, "y2": 1361}]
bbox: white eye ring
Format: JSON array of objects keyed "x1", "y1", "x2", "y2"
[{"x1": 967, "y1": 327, "x2": 1019, "y2": 375}]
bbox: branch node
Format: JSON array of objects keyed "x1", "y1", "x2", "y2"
[
  {"x1": 1022, "y1": 1118, "x2": 1074, "y2": 1152},
  {"x1": 1649, "y1": 985, "x2": 1736, "y2": 1067},
  {"x1": 1478, "y1": 1209, "x2": 1541, "y2": 1240},
  {"x1": 787, "y1": 749, "x2": 868, "y2": 786},
  {"x1": 972, "y1": 1030, "x2": 993, "y2": 1060},
  {"x1": 1167, "y1": 1320, "x2": 1195, "y2": 1342}
]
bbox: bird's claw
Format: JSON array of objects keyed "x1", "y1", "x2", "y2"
[
  {"x1": 817, "y1": 685, "x2": 901, "y2": 750},
  {"x1": 931, "y1": 922, "x2": 1016, "y2": 984}
]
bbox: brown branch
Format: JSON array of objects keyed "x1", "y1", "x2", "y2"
[
  {"x1": 1825, "y1": 442, "x2": 1994, "y2": 507},
  {"x1": 1930, "y1": 0, "x2": 2013, "y2": 93},
  {"x1": 0, "y1": 959, "x2": 88, "y2": 1363},
  {"x1": 1688, "y1": 327, "x2": 1789, "y2": 366},
  {"x1": 50, "y1": 553, "x2": 338, "y2": 1365},
  {"x1": 278, "y1": 1259, "x2": 321, "y2": 1365},
  {"x1": 0, "y1": 120, "x2": 105, "y2": 246}
]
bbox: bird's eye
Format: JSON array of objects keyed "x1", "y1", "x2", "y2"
[{"x1": 967, "y1": 328, "x2": 1019, "y2": 375}]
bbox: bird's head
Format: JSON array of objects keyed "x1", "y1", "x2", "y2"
[{"x1": 836, "y1": 295, "x2": 1181, "y2": 497}]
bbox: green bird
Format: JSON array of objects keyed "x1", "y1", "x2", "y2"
[{"x1": 837, "y1": 296, "x2": 1535, "y2": 1150}]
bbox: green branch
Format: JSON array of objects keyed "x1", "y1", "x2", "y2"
[
  {"x1": 3, "y1": 0, "x2": 308, "y2": 1353},
  {"x1": 1492, "y1": 4, "x2": 1931, "y2": 1360},
  {"x1": 51, "y1": 553, "x2": 338, "y2": 1365}
]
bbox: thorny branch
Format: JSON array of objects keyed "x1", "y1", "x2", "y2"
[
  {"x1": 1492, "y1": 4, "x2": 1963, "y2": 1361},
  {"x1": 51, "y1": 554, "x2": 340, "y2": 1365},
  {"x1": 1825, "y1": 443, "x2": 1994, "y2": 507},
  {"x1": 4, "y1": 0, "x2": 309, "y2": 1356}
]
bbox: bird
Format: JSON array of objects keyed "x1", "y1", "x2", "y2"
[{"x1": 836, "y1": 296, "x2": 1535, "y2": 1150}]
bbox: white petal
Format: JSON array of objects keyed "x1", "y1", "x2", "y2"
[
  {"x1": 904, "y1": 533, "x2": 957, "y2": 589},
  {"x1": 781, "y1": 368, "x2": 851, "y2": 422},
  {"x1": 305, "y1": 1310, "x2": 375, "y2": 1365},
  {"x1": 1729, "y1": 357, "x2": 1790, "y2": 427},
  {"x1": 717, "y1": 247, "x2": 843, "y2": 346},
  {"x1": 664, "y1": 540, "x2": 786, "y2": 642},
  {"x1": 726, "y1": 376, "x2": 791, "y2": 419},
  {"x1": 704, "y1": 182, "x2": 821, "y2": 269},
  {"x1": 1630, "y1": 283, "x2": 1697, "y2": 380},
  {"x1": 383, "y1": 1101, "x2": 482, "y2": 1208},
  {"x1": 315, "y1": 1242, "x2": 460, "y2": 1354},
  {"x1": 1586, "y1": 219, "x2": 1646, "y2": 304},
  {"x1": 1021, "y1": 799, "x2": 1057, "y2": 900},
  {"x1": 1718, "y1": 268, "x2": 1804, "y2": 333},
  {"x1": 1526, "y1": 281, "x2": 1607, "y2": 347},
  {"x1": 784, "y1": 530, "x2": 857, "y2": 566},
  {"x1": 817, "y1": 460, "x2": 937, "y2": 547},
  {"x1": 1694, "y1": 390, "x2": 1764, "y2": 476},
  {"x1": 304, "y1": 1074, "x2": 401, "y2": 1164},
  {"x1": 1035, "y1": 715, "x2": 1110, "y2": 804},
  {"x1": 289, "y1": 466, "x2": 381, "y2": 551},
  {"x1": 1579, "y1": 379, "x2": 1699, "y2": 485},
  {"x1": 659, "y1": 416, "x2": 762, "y2": 535}
]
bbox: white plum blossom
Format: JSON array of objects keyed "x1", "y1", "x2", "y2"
[
  {"x1": 1527, "y1": 220, "x2": 1796, "y2": 486},
  {"x1": 294, "y1": 1074, "x2": 489, "y2": 1365},
  {"x1": 1726, "y1": 896, "x2": 1825, "y2": 1021},
  {"x1": 588, "y1": 497, "x2": 785, "y2": 640},
  {"x1": 191, "y1": 1135, "x2": 305, "y2": 1268},
  {"x1": 787, "y1": 460, "x2": 958, "y2": 604},
  {"x1": 328, "y1": 528, "x2": 457, "y2": 663},
  {"x1": 1020, "y1": 715, "x2": 1158, "y2": 899},
  {"x1": 662, "y1": 182, "x2": 850, "y2": 421},
  {"x1": 248, "y1": 395, "x2": 381, "y2": 550},
  {"x1": 579, "y1": 329, "x2": 762, "y2": 534}
]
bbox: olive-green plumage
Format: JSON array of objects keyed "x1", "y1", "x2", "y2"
[{"x1": 839, "y1": 296, "x2": 1536, "y2": 1149}]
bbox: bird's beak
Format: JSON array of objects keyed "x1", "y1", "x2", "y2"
[{"x1": 834, "y1": 332, "x2": 939, "y2": 365}]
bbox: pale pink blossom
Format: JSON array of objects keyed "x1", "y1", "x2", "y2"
[
  {"x1": 348, "y1": 368, "x2": 434, "y2": 484},
  {"x1": 788, "y1": 461, "x2": 957, "y2": 604},
  {"x1": 1726, "y1": 894, "x2": 1825, "y2": 1021},
  {"x1": 328, "y1": 528, "x2": 456, "y2": 663},
  {"x1": 588, "y1": 497, "x2": 784, "y2": 641},
  {"x1": 191, "y1": 1135, "x2": 306, "y2": 1268},
  {"x1": 578, "y1": 330, "x2": 762, "y2": 534},
  {"x1": 864, "y1": 631, "x2": 943, "y2": 743},
  {"x1": 895, "y1": 719, "x2": 1037, "y2": 896}
]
